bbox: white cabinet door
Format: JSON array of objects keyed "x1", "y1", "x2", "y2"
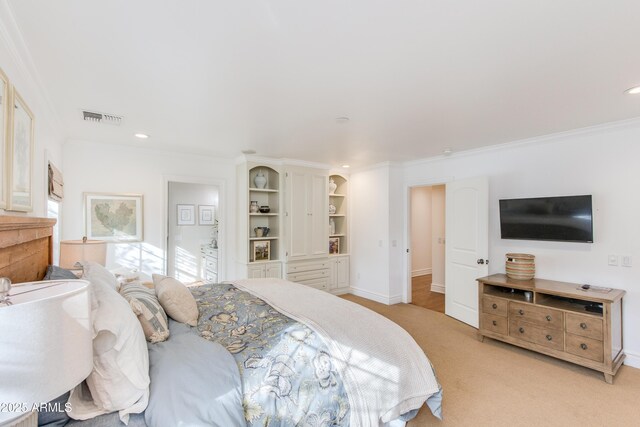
[
  {"x1": 309, "y1": 173, "x2": 328, "y2": 256},
  {"x1": 336, "y1": 256, "x2": 349, "y2": 288},
  {"x1": 265, "y1": 262, "x2": 282, "y2": 278},
  {"x1": 287, "y1": 170, "x2": 309, "y2": 260},
  {"x1": 247, "y1": 264, "x2": 265, "y2": 279}
]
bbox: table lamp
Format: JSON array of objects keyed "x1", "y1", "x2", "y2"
[
  {"x1": 59, "y1": 237, "x2": 107, "y2": 269},
  {"x1": 0, "y1": 279, "x2": 93, "y2": 425}
]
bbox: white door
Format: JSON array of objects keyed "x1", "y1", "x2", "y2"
[
  {"x1": 247, "y1": 264, "x2": 265, "y2": 279},
  {"x1": 309, "y1": 173, "x2": 329, "y2": 256},
  {"x1": 287, "y1": 170, "x2": 308, "y2": 260},
  {"x1": 445, "y1": 176, "x2": 488, "y2": 327}
]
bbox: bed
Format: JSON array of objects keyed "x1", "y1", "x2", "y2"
[{"x1": 1, "y1": 216, "x2": 442, "y2": 426}]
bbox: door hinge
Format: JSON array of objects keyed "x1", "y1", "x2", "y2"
[{"x1": 406, "y1": 249, "x2": 410, "y2": 253}]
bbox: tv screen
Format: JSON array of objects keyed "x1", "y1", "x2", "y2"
[{"x1": 499, "y1": 195, "x2": 593, "y2": 243}]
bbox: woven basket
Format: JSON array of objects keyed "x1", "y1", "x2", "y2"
[{"x1": 505, "y1": 253, "x2": 535, "y2": 280}]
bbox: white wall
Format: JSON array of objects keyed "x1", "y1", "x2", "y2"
[
  {"x1": 410, "y1": 186, "x2": 433, "y2": 276},
  {"x1": 0, "y1": 5, "x2": 64, "y2": 218},
  {"x1": 431, "y1": 184, "x2": 446, "y2": 290},
  {"x1": 399, "y1": 120, "x2": 640, "y2": 368},
  {"x1": 62, "y1": 141, "x2": 237, "y2": 279},
  {"x1": 167, "y1": 181, "x2": 219, "y2": 281}
]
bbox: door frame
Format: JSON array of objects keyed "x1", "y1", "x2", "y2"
[
  {"x1": 403, "y1": 176, "x2": 454, "y2": 304},
  {"x1": 163, "y1": 175, "x2": 227, "y2": 280}
]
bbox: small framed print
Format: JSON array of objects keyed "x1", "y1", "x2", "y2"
[
  {"x1": 198, "y1": 205, "x2": 216, "y2": 225},
  {"x1": 252, "y1": 240, "x2": 270, "y2": 262},
  {"x1": 329, "y1": 237, "x2": 340, "y2": 254},
  {"x1": 177, "y1": 204, "x2": 195, "y2": 225}
]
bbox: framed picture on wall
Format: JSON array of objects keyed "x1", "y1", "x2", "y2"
[
  {"x1": 252, "y1": 240, "x2": 270, "y2": 262},
  {"x1": 7, "y1": 87, "x2": 34, "y2": 212},
  {"x1": 85, "y1": 193, "x2": 144, "y2": 241},
  {"x1": 198, "y1": 205, "x2": 216, "y2": 225},
  {"x1": 329, "y1": 237, "x2": 340, "y2": 254},
  {"x1": 177, "y1": 204, "x2": 195, "y2": 225}
]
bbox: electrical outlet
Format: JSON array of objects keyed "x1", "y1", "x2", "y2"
[
  {"x1": 622, "y1": 255, "x2": 632, "y2": 267},
  {"x1": 608, "y1": 255, "x2": 618, "y2": 266}
]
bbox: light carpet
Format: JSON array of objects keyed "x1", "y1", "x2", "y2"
[{"x1": 342, "y1": 294, "x2": 640, "y2": 427}]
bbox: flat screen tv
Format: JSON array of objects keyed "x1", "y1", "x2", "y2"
[{"x1": 499, "y1": 195, "x2": 593, "y2": 243}]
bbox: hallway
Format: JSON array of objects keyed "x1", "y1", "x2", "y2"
[{"x1": 410, "y1": 274, "x2": 445, "y2": 313}]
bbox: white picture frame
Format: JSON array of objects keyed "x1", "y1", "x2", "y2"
[
  {"x1": 198, "y1": 204, "x2": 216, "y2": 225},
  {"x1": 7, "y1": 87, "x2": 34, "y2": 212},
  {"x1": 0, "y1": 68, "x2": 8, "y2": 209},
  {"x1": 177, "y1": 204, "x2": 195, "y2": 225},
  {"x1": 85, "y1": 193, "x2": 144, "y2": 242}
]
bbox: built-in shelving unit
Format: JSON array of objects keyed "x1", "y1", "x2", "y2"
[
  {"x1": 328, "y1": 174, "x2": 348, "y2": 255},
  {"x1": 248, "y1": 166, "x2": 280, "y2": 263}
]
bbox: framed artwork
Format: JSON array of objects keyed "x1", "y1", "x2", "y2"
[
  {"x1": 252, "y1": 240, "x2": 270, "y2": 262},
  {"x1": 329, "y1": 237, "x2": 340, "y2": 254},
  {"x1": 85, "y1": 193, "x2": 144, "y2": 241},
  {"x1": 198, "y1": 205, "x2": 216, "y2": 225},
  {"x1": 177, "y1": 204, "x2": 195, "y2": 225},
  {"x1": 0, "y1": 68, "x2": 8, "y2": 208},
  {"x1": 7, "y1": 88, "x2": 34, "y2": 212}
]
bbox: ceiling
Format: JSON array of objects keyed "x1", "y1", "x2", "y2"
[{"x1": 6, "y1": 0, "x2": 640, "y2": 167}]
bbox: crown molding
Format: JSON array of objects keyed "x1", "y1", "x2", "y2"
[{"x1": 0, "y1": 3, "x2": 64, "y2": 136}]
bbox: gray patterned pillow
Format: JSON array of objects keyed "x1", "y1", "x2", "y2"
[{"x1": 119, "y1": 282, "x2": 170, "y2": 343}]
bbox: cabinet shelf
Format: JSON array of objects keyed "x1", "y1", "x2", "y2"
[
  {"x1": 249, "y1": 213, "x2": 278, "y2": 216},
  {"x1": 249, "y1": 188, "x2": 279, "y2": 193},
  {"x1": 329, "y1": 214, "x2": 345, "y2": 217},
  {"x1": 329, "y1": 234, "x2": 345, "y2": 237},
  {"x1": 329, "y1": 193, "x2": 345, "y2": 197},
  {"x1": 249, "y1": 237, "x2": 279, "y2": 240}
]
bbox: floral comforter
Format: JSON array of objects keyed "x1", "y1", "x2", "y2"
[{"x1": 190, "y1": 283, "x2": 351, "y2": 426}]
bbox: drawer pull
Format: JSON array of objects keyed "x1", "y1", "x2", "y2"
[
  {"x1": 518, "y1": 309, "x2": 524, "y2": 315},
  {"x1": 492, "y1": 303, "x2": 497, "y2": 309},
  {"x1": 492, "y1": 320, "x2": 497, "y2": 326},
  {"x1": 580, "y1": 322, "x2": 587, "y2": 329},
  {"x1": 519, "y1": 327, "x2": 525, "y2": 334},
  {"x1": 546, "y1": 335, "x2": 553, "y2": 341},
  {"x1": 546, "y1": 315, "x2": 552, "y2": 321},
  {"x1": 580, "y1": 343, "x2": 588, "y2": 350}
]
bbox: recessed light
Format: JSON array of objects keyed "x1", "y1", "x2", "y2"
[
  {"x1": 341, "y1": 164, "x2": 350, "y2": 168},
  {"x1": 134, "y1": 133, "x2": 149, "y2": 139},
  {"x1": 443, "y1": 148, "x2": 453, "y2": 155},
  {"x1": 625, "y1": 86, "x2": 640, "y2": 95},
  {"x1": 241, "y1": 149, "x2": 256, "y2": 155},
  {"x1": 336, "y1": 117, "x2": 350, "y2": 124}
]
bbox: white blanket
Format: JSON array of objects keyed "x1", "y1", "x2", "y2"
[{"x1": 231, "y1": 278, "x2": 441, "y2": 427}]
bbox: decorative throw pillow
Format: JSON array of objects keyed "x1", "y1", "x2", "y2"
[
  {"x1": 120, "y1": 282, "x2": 170, "y2": 343},
  {"x1": 152, "y1": 274, "x2": 199, "y2": 326},
  {"x1": 43, "y1": 265, "x2": 78, "y2": 280},
  {"x1": 67, "y1": 275, "x2": 149, "y2": 424},
  {"x1": 78, "y1": 261, "x2": 119, "y2": 291}
]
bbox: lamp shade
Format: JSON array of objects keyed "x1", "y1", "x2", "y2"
[
  {"x1": 60, "y1": 239, "x2": 107, "y2": 269},
  {"x1": 0, "y1": 280, "x2": 92, "y2": 422}
]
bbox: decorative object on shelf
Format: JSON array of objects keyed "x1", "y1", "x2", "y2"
[
  {"x1": 0, "y1": 68, "x2": 9, "y2": 209},
  {"x1": 198, "y1": 205, "x2": 216, "y2": 225},
  {"x1": 329, "y1": 218, "x2": 336, "y2": 235},
  {"x1": 505, "y1": 253, "x2": 535, "y2": 280},
  {"x1": 252, "y1": 240, "x2": 270, "y2": 261},
  {"x1": 84, "y1": 193, "x2": 144, "y2": 241},
  {"x1": 329, "y1": 204, "x2": 336, "y2": 214},
  {"x1": 254, "y1": 169, "x2": 267, "y2": 189},
  {"x1": 328, "y1": 178, "x2": 337, "y2": 195},
  {"x1": 59, "y1": 237, "x2": 107, "y2": 269},
  {"x1": 210, "y1": 218, "x2": 219, "y2": 248},
  {"x1": 329, "y1": 237, "x2": 340, "y2": 254},
  {"x1": 250, "y1": 200, "x2": 259, "y2": 213},
  {"x1": 254, "y1": 227, "x2": 270, "y2": 237},
  {"x1": 176, "y1": 204, "x2": 196, "y2": 226},
  {"x1": 7, "y1": 87, "x2": 35, "y2": 212},
  {"x1": 259, "y1": 205, "x2": 270, "y2": 213}
]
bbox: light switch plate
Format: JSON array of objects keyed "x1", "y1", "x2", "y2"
[
  {"x1": 608, "y1": 255, "x2": 618, "y2": 266},
  {"x1": 622, "y1": 255, "x2": 632, "y2": 267}
]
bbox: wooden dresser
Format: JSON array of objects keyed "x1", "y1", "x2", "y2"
[{"x1": 477, "y1": 274, "x2": 625, "y2": 383}]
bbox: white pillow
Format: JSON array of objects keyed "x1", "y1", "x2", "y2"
[
  {"x1": 68, "y1": 268, "x2": 150, "y2": 424},
  {"x1": 79, "y1": 261, "x2": 119, "y2": 291}
]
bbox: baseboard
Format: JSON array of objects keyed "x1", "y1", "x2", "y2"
[
  {"x1": 624, "y1": 350, "x2": 640, "y2": 369},
  {"x1": 411, "y1": 268, "x2": 432, "y2": 277},
  {"x1": 430, "y1": 283, "x2": 445, "y2": 294},
  {"x1": 349, "y1": 286, "x2": 400, "y2": 305}
]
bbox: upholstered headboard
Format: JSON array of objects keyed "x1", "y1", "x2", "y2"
[{"x1": 0, "y1": 216, "x2": 56, "y2": 283}]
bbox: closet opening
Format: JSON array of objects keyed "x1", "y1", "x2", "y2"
[{"x1": 408, "y1": 184, "x2": 446, "y2": 313}]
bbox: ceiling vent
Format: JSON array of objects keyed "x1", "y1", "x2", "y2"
[{"x1": 82, "y1": 110, "x2": 123, "y2": 126}]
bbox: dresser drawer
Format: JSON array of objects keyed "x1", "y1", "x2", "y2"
[
  {"x1": 297, "y1": 277, "x2": 329, "y2": 291},
  {"x1": 509, "y1": 320, "x2": 564, "y2": 351},
  {"x1": 565, "y1": 333, "x2": 604, "y2": 363},
  {"x1": 481, "y1": 314, "x2": 508, "y2": 335},
  {"x1": 286, "y1": 259, "x2": 329, "y2": 274},
  {"x1": 287, "y1": 268, "x2": 330, "y2": 282},
  {"x1": 510, "y1": 302, "x2": 563, "y2": 330},
  {"x1": 565, "y1": 313, "x2": 603, "y2": 341},
  {"x1": 482, "y1": 296, "x2": 508, "y2": 317}
]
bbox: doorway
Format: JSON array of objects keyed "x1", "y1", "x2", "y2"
[
  {"x1": 409, "y1": 184, "x2": 446, "y2": 313},
  {"x1": 167, "y1": 181, "x2": 220, "y2": 283}
]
